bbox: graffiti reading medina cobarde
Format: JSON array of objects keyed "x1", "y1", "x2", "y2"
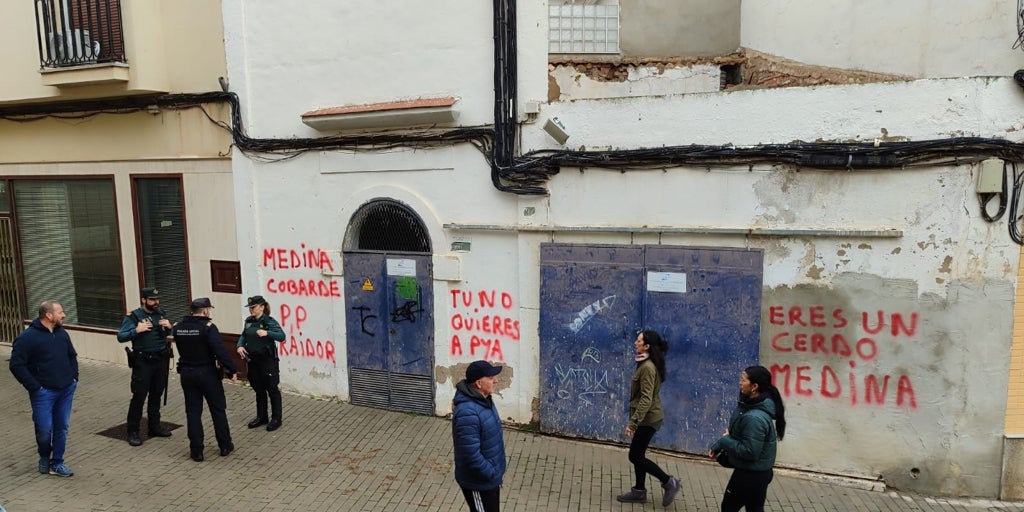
[
  {"x1": 261, "y1": 245, "x2": 338, "y2": 366},
  {"x1": 449, "y1": 289, "x2": 521, "y2": 361},
  {"x1": 767, "y1": 305, "x2": 917, "y2": 409}
]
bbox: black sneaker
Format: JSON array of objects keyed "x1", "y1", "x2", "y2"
[
  {"x1": 148, "y1": 426, "x2": 173, "y2": 437},
  {"x1": 662, "y1": 476, "x2": 681, "y2": 506},
  {"x1": 616, "y1": 487, "x2": 647, "y2": 503}
]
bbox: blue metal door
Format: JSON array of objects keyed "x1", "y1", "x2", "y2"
[
  {"x1": 539, "y1": 244, "x2": 644, "y2": 441},
  {"x1": 344, "y1": 252, "x2": 434, "y2": 414},
  {"x1": 539, "y1": 243, "x2": 762, "y2": 454},
  {"x1": 644, "y1": 245, "x2": 763, "y2": 453}
]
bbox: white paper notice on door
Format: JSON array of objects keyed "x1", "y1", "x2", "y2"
[
  {"x1": 647, "y1": 271, "x2": 687, "y2": 293},
  {"x1": 387, "y1": 259, "x2": 417, "y2": 277}
]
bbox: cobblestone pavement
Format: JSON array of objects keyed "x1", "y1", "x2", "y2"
[{"x1": 1, "y1": 344, "x2": 1022, "y2": 511}]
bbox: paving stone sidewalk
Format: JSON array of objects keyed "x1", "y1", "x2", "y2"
[{"x1": 0, "y1": 344, "x2": 1022, "y2": 512}]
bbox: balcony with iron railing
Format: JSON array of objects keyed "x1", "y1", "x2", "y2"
[{"x1": 34, "y1": 0, "x2": 128, "y2": 85}]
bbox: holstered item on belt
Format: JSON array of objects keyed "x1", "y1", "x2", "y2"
[
  {"x1": 124, "y1": 347, "x2": 134, "y2": 368},
  {"x1": 139, "y1": 351, "x2": 163, "y2": 363},
  {"x1": 215, "y1": 360, "x2": 233, "y2": 380},
  {"x1": 249, "y1": 346, "x2": 274, "y2": 362}
]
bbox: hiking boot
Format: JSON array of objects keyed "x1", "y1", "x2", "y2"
[
  {"x1": 48, "y1": 463, "x2": 73, "y2": 477},
  {"x1": 38, "y1": 457, "x2": 48, "y2": 474},
  {"x1": 616, "y1": 487, "x2": 647, "y2": 503},
  {"x1": 661, "y1": 476, "x2": 681, "y2": 506},
  {"x1": 127, "y1": 432, "x2": 143, "y2": 447},
  {"x1": 266, "y1": 419, "x2": 282, "y2": 432},
  {"x1": 247, "y1": 417, "x2": 268, "y2": 429},
  {"x1": 148, "y1": 426, "x2": 173, "y2": 437}
]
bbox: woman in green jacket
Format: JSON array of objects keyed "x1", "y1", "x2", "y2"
[
  {"x1": 616, "y1": 330, "x2": 681, "y2": 507},
  {"x1": 236, "y1": 295, "x2": 287, "y2": 431},
  {"x1": 709, "y1": 365, "x2": 787, "y2": 512}
]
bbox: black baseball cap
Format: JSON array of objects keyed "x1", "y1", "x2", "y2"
[{"x1": 466, "y1": 360, "x2": 503, "y2": 383}]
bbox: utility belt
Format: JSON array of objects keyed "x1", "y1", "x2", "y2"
[
  {"x1": 126, "y1": 346, "x2": 172, "y2": 367},
  {"x1": 176, "y1": 360, "x2": 215, "y2": 373},
  {"x1": 246, "y1": 346, "x2": 276, "y2": 362}
]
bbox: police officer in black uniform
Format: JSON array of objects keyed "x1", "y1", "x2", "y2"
[
  {"x1": 172, "y1": 297, "x2": 237, "y2": 462},
  {"x1": 117, "y1": 287, "x2": 173, "y2": 447}
]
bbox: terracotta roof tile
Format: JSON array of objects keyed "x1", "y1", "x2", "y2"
[{"x1": 302, "y1": 97, "x2": 458, "y2": 117}]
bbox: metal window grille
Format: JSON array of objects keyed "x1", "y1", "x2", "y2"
[
  {"x1": 344, "y1": 199, "x2": 431, "y2": 253},
  {"x1": 548, "y1": 1, "x2": 619, "y2": 54}
]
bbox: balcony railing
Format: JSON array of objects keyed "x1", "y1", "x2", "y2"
[{"x1": 34, "y1": 0, "x2": 126, "y2": 68}]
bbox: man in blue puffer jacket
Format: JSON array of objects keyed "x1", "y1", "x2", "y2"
[{"x1": 452, "y1": 360, "x2": 506, "y2": 512}]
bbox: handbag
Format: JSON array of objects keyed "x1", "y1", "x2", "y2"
[{"x1": 715, "y1": 450, "x2": 734, "y2": 468}]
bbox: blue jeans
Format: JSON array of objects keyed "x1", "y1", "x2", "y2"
[{"x1": 30, "y1": 380, "x2": 77, "y2": 464}]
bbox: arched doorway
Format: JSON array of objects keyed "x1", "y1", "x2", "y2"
[{"x1": 342, "y1": 199, "x2": 435, "y2": 414}]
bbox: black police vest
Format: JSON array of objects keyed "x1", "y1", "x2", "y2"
[{"x1": 173, "y1": 316, "x2": 216, "y2": 366}]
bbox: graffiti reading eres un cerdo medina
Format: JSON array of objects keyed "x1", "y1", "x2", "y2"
[{"x1": 767, "y1": 305, "x2": 917, "y2": 409}]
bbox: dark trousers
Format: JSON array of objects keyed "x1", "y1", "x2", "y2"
[
  {"x1": 179, "y1": 365, "x2": 232, "y2": 452},
  {"x1": 460, "y1": 487, "x2": 500, "y2": 512},
  {"x1": 247, "y1": 356, "x2": 282, "y2": 421},
  {"x1": 127, "y1": 356, "x2": 168, "y2": 433},
  {"x1": 721, "y1": 468, "x2": 774, "y2": 512},
  {"x1": 629, "y1": 425, "x2": 670, "y2": 489}
]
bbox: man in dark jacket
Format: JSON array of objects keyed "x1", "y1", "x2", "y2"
[
  {"x1": 116, "y1": 287, "x2": 174, "y2": 446},
  {"x1": 452, "y1": 360, "x2": 506, "y2": 512},
  {"x1": 9, "y1": 301, "x2": 78, "y2": 478},
  {"x1": 172, "y1": 297, "x2": 238, "y2": 462}
]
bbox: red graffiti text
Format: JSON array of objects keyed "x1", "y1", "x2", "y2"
[
  {"x1": 770, "y1": 361, "x2": 916, "y2": 408},
  {"x1": 262, "y1": 244, "x2": 335, "y2": 271},
  {"x1": 449, "y1": 289, "x2": 519, "y2": 361},
  {"x1": 278, "y1": 335, "x2": 336, "y2": 365},
  {"x1": 766, "y1": 304, "x2": 919, "y2": 409}
]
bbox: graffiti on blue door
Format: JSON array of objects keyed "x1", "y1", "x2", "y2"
[{"x1": 539, "y1": 244, "x2": 763, "y2": 454}]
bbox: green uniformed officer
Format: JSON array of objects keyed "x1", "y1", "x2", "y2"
[
  {"x1": 236, "y1": 295, "x2": 287, "y2": 431},
  {"x1": 116, "y1": 287, "x2": 173, "y2": 446}
]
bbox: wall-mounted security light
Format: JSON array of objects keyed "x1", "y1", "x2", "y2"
[{"x1": 543, "y1": 117, "x2": 570, "y2": 145}]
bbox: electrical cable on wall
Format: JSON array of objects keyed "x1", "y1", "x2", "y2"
[{"x1": 1008, "y1": 163, "x2": 1024, "y2": 244}]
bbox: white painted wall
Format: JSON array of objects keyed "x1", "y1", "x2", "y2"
[
  {"x1": 741, "y1": 0, "x2": 1024, "y2": 78},
  {"x1": 223, "y1": 0, "x2": 1024, "y2": 497}
]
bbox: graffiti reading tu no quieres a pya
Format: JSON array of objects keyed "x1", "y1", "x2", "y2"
[{"x1": 449, "y1": 289, "x2": 520, "y2": 361}]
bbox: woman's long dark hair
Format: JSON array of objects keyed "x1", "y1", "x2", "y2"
[
  {"x1": 744, "y1": 365, "x2": 787, "y2": 440},
  {"x1": 641, "y1": 330, "x2": 668, "y2": 383}
]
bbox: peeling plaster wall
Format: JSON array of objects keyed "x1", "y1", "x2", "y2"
[
  {"x1": 548, "y1": 64, "x2": 721, "y2": 101},
  {"x1": 525, "y1": 79, "x2": 1023, "y2": 496},
  {"x1": 741, "y1": 0, "x2": 1024, "y2": 78},
  {"x1": 224, "y1": 0, "x2": 1023, "y2": 497}
]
